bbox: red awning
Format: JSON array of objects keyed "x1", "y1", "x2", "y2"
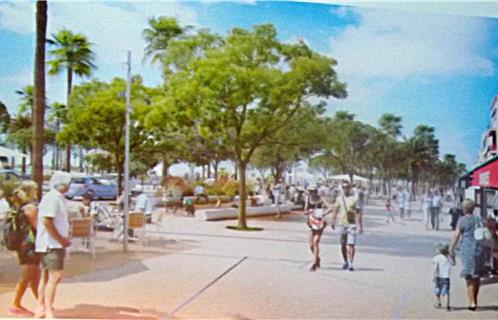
[{"x1": 471, "y1": 157, "x2": 498, "y2": 187}]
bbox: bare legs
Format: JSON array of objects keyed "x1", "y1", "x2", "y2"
[
  {"x1": 309, "y1": 231, "x2": 322, "y2": 271},
  {"x1": 37, "y1": 270, "x2": 63, "y2": 318},
  {"x1": 465, "y1": 278, "x2": 480, "y2": 310},
  {"x1": 11, "y1": 264, "x2": 40, "y2": 314}
]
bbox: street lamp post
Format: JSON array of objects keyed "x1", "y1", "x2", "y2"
[{"x1": 123, "y1": 51, "x2": 131, "y2": 252}]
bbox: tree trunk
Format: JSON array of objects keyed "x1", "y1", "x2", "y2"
[
  {"x1": 65, "y1": 66, "x2": 73, "y2": 172},
  {"x1": 207, "y1": 163, "x2": 211, "y2": 178},
  {"x1": 162, "y1": 159, "x2": 169, "y2": 179},
  {"x1": 117, "y1": 162, "x2": 124, "y2": 196},
  {"x1": 213, "y1": 160, "x2": 219, "y2": 181},
  {"x1": 54, "y1": 118, "x2": 60, "y2": 170},
  {"x1": 202, "y1": 165, "x2": 205, "y2": 179},
  {"x1": 234, "y1": 161, "x2": 238, "y2": 180},
  {"x1": 33, "y1": 0, "x2": 47, "y2": 199},
  {"x1": 238, "y1": 161, "x2": 248, "y2": 229},
  {"x1": 274, "y1": 165, "x2": 284, "y2": 184},
  {"x1": 79, "y1": 147, "x2": 84, "y2": 172},
  {"x1": 21, "y1": 149, "x2": 27, "y2": 175}
]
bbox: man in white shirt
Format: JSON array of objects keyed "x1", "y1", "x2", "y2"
[
  {"x1": 431, "y1": 192, "x2": 443, "y2": 230},
  {"x1": 35, "y1": 171, "x2": 72, "y2": 319},
  {"x1": 135, "y1": 192, "x2": 152, "y2": 223},
  {"x1": 0, "y1": 189, "x2": 9, "y2": 220}
]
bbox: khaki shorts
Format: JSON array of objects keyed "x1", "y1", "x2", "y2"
[
  {"x1": 42, "y1": 248, "x2": 65, "y2": 271},
  {"x1": 340, "y1": 224, "x2": 357, "y2": 246}
]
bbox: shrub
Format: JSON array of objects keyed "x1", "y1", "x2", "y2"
[{"x1": 0, "y1": 177, "x2": 20, "y2": 205}]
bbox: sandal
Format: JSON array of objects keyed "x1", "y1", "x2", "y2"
[{"x1": 9, "y1": 306, "x2": 35, "y2": 317}]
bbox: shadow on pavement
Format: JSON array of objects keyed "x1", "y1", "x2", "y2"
[
  {"x1": 57, "y1": 304, "x2": 161, "y2": 319},
  {"x1": 450, "y1": 305, "x2": 498, "y2": 312},
  {"x1": 320, "y1": 266, "x2": 384, "y2": 272}
]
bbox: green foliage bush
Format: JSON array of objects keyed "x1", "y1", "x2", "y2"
[{"x1": 0, "y1": 177, "x2": 20, "y2": 205}]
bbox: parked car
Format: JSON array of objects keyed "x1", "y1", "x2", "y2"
[
  {"x1": 65, "y1": 176, "x2": 117, "y2": 200},
  {"x1": 0, "y1": 169, "x2": 31, "y2": 181}
]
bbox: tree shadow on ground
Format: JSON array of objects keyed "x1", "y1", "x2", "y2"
[{"x1": 56, "y1": 304, "x2": 162, "y2": 319}]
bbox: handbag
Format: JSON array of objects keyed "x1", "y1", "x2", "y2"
[
  {"x1": 474, "y1": 216, "x2": 494, "y2": 248},
  {"x1": 342, "y1": 196, "x2": 356, "y2": 224}
]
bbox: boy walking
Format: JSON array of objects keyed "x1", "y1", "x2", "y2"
[{"x1": 432, "y1": 243, "x2": 454, "y2": 311}]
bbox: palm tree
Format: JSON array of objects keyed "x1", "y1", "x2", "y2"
[
  {"x1": 0, "y1": 101, "x2": 11, "y2": 133},
  {"x1": 143, "y1": 16, "x2": 190, "y2": 65},
  {"x1": 378, "y1": 113, "x2": 402, "y2": 138},
  {"x1": 32, "y1": 0, "x2": 47, "y2": 196},
  {"x1": 47, "y1": 28, "x2": 95, "y2": 172},
  {"x1": 48, "y1": 102, "x2": 67, "y2": 170}
]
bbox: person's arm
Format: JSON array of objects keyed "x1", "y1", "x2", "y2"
[
  {"x1": 24, "y1": 204, "x2": 38, "y2": 229},
  {"x1": 449, "y1": 227, "x2": 461, "y2": 258},
  {"x1": 44, "y1": 217, "x2": 71, "y2": 247}
]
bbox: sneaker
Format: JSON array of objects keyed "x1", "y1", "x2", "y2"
[
  {"x1": 348, "y1": 264, "x2": 354, "y2": 271},
  {"x1": 342, "y1": 263, "x2": 349, "y2": 270}
]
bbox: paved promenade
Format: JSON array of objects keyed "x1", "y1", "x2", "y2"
[{"x1": 0, "y1": 199, "x2": 497, "y2": 319}]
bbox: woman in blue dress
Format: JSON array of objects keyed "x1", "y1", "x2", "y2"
[{"x1": 450, "y1": 199, "x2": 487, "y2": 311}]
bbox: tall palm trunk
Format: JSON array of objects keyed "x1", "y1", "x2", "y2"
[
  {"x1": 54, "y1": 118, "x2": 60, "y2": 169},
  {"x1": 65, "y1": 66, "x2": 73, "y2": 172},
  {"x1": 33, "y1": 0, "x2": 47, "y2": 198}
]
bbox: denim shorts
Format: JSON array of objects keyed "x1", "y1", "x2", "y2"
[{"x1": 433, "y1": 277, "x2": 450, "y2": 296}]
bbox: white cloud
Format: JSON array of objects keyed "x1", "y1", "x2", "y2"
[
  {"x1": 329, "y1": 7, "x2": 495, "y2": 78},
  {"x1": 0, "y1": 2, "x2": 34, "y2": 34},
  {"x1": 0, "y1": 1, "x2": 199, "y2": 70}
]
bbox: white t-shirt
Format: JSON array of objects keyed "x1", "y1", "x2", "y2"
[
  {"x1": 432, "y1": 254, "x2": 452, "y2": 278},
  {"x1": 403, "y1": 191, "x2": 411, "y2": 209},
  {"x1": 35, "y1": 189, "x2": 69, "y2": 252},
  {"x1": 135, "y1": 193, "x2": 152, "y2": 214},
  {"x1": 432, "y1": 195, "x2": 442, "y2": 208}
]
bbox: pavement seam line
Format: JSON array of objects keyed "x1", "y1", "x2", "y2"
[{"x1": 163, "y1": 256, "x2": 248, "y2": 319}]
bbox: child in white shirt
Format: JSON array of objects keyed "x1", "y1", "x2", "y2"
[{"x1": 432, "y1": 243, "x2": 454, "y2": 311}]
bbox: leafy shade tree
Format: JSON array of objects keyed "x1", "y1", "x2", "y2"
[
  {"x1": 153, "y1": 24, "x2": 347, "y2": 229},
  {"x1": 143, "y1": 16, "x2": 190, "y2": 65},
  {"x1": 378, "y1": 113, "x2": 402, "y2": 138},
  {"x1": 59, "y1": 77, "x2": 152, "y2": 192},
  {"x1": 309, "y1": 154, "x2": 336, "y2": 180},
  {"x1": 323, "y1": 112, "x2": 372, "y2": 183},
  {"x1": 435, "y1": 154, "x2": 466, "y2": 188},
  {"x1": 251, "y1": 103, "x2": 326, "y2": 184},
  {"x1": 47, "y1": 28, "x2": 96, "y2": 172},
  {"x1": 32, "y1": 0, "x2": 47, "y2": 195}
]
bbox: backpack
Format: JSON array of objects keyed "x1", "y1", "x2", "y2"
[{"x1": 1, "y1": 208, "x2": 25, "y2": 251}]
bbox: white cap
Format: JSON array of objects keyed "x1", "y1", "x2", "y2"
[{"x1": 49, "y1": 171, "x2": 72, "y2": 189}]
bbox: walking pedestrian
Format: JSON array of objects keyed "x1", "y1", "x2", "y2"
[
  {"x1": 423, "y1": 191, "x2": 433, "y2": 230},
  {"x1": 8, "y1": 181, "x2": 41, "y2": 317},
  {"x1": 404, "y1": 188, "x2": 412, "y2": 218},
  {"x1": 432, "y1": 243, "x2": 454, "y2": 311},
  {"x1": 305, "y1": 188, "x2": 329, "y2": 271},
  {"x1": 385, "y1": 198, "x2": 395, "y2": 223},
  {"x1": 396, "y1": 188, "x2": 405, "y2": 219},
  {"x1": 35, "y1": 171, "x2": 72, "y2": 319},
  {"x1": 449, "y1": 199, "x2": 488, "y2": 311},
  {"x1": 332, "y1": 181, "x2": 362, "y2": 271},
  {"x1": 431, "y1": 191, "x2": 443, "y2": 230}
]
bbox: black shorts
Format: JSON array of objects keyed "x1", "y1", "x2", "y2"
[{"x1": 17, "y1": 246, "x2": 41, "y2": 265}]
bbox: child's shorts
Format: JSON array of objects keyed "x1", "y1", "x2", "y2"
[{"x1": 433, "y1": 277, "x2": 450, "y2": 296}]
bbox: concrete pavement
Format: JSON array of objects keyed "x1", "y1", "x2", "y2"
[{"x1": 0, "y1": 200, "x2": 497, "y2": 319}]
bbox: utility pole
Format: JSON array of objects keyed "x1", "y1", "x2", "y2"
[{"x1": 123, "y1": 51, "x2": 131, "y2": 251}]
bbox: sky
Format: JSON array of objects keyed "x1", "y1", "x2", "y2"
[{"x1": 0, "y1": 0, "x2": 497, "y2": 170}]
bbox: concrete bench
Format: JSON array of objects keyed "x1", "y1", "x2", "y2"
[
  {"x1": 183, "y1": 195, "x2": 232, "y2": 204},
  {"x1": 196, "y1": 205, "x2": 295, "y2": 221}
]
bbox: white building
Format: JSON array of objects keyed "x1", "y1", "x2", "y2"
[{"x1": 478, "y1": 95, "x2": 498, "y2": 163}]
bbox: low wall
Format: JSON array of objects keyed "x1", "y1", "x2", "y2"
[{"x1": 196, "y1": 204, "x2": 298, "y2": 221}]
